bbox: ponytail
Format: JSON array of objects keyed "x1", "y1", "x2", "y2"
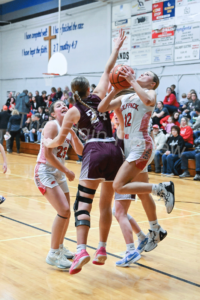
[{"x1": 74, "y1": 91, "x2": 98, "y2": 124}]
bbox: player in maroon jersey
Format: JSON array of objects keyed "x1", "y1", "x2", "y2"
[{"x1": 44, "y1": 30, "x2": 126, "y2": 274}]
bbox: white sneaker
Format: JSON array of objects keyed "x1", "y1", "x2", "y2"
[
  {"x1": 60, "y1": 246, "x2": 75, "y2": 259},
  {"x1": 46, "y1": 250, "x2": 72, "y2": 269},
  {"x1": 144, "y1": 226, "x2": 167, "y2": 252},
  {"x1": 166, "y1": 173, "x2": 174, "y2": 177},
  {"x1": 156, "y1": 181, "x2": 175, "y2": 214}
]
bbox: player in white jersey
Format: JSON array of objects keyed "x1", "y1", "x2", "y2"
[
  {"x1": 34, "y1": 100, "x2": 83, "y2": 269},
  {"x1": 98, "y1": 67, "x2": 175, "y2": 265}
]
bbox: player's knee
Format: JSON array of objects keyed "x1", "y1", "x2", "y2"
[
  {"x1": 113, "y1": 181, "x2": 122, "y2": 194},
  {"x1": 58, "y1": 206, "x2": 70, "y2": 218},
  {"x1": 77, "y1": 212, "x2": 90, "y2": 221}
]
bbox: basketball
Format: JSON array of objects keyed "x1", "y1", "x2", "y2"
[{"x1": 109, "y1": 65, "x2": 134, "y2": 90}]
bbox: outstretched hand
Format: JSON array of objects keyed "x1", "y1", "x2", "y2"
[
  {"x1": 119, "y1": 66, "x2": 136, "y2": 85},
  {"x1": 114, "y1": 28, "x2": 126, "y2": 51}
]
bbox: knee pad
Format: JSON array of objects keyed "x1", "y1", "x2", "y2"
[{"x1": 74, "y1": 184, "x2": 96, "y2": 228}]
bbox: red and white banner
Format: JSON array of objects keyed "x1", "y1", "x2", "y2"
[{"x1": 152, "y1": 26, "x2": 175, "y2": 46}]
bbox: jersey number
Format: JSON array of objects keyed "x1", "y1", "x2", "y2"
[
  {"x1": 125, "y1": 113, "x2": 132, "y2": 127},
  {"x1": 57, "y1": 146, "x2": 68, "y2": 158}
]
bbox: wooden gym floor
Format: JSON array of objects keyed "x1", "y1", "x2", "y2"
[{"x1": 0, "y1": 153, "x2": 199, "y2": 300}]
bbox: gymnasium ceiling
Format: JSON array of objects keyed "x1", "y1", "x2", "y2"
[{"x1": 0, "y1": 0, "x2": 97, "y2": 25}]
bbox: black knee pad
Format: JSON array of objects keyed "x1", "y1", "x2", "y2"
[{"x1": 74, "y1": 184, "x2": 96, "y2": 228}]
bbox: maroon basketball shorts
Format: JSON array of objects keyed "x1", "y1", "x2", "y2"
[{"x1": 79, "y1": 141, "x2": 124, "y2": 181}]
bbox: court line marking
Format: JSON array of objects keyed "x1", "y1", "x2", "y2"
[
  {"x1": 0, "y1": 233, "x2": 49, "y2": 242},
  {"x1": 0, "y1": 214, "x2": 199, "y2": 288}
]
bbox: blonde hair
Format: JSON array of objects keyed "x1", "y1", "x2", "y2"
[{"x1": 12, "y1": 109, "x2": 19, "y2": 116}]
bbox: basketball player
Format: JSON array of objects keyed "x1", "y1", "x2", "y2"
[
  {"x1": 43, "y1": 29, "x2": 127, "y2": 274},
  {"x1": 98, "y1": 67, "x2": 175, "y2": 263},
  {"x1": 34, "y1": 100, "x2": 83, "y2": 269},
  {"x1": 0, "y1": 144, "x2": 7, "y2": 204}
]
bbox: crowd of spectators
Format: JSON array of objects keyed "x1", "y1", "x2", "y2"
[
  {"x1": 150, "y1": 85, "x2": 200, "y2": 181},
  {"x1": 1, "y1": 83, "x2": 200, "y2": 180}
]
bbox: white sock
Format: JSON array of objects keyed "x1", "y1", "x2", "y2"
[
  {"x1": 97, "y1": 242, "x2": 106, "y2": 249},
  {"x1": 126, "y1": 243, "x2": 135, "y2": 253},
  {"x1": 152, "y1": 184, "x2": 159, "y2": 195},
  {"x1": 149, "y1": 220, "x2": 159, "y2": 231},
  {"x1": 136, "y1": 230, "x2": 146, "y2": 241},
  {"x1": 49, "y1": 248, "x2": 59, "y2": 255},
  {"x1": 59, "y1": 244, "x2": 64, "y2": 249},
  {"x1": 76, "y1": 244, "x2": 86, "y2": 253}
]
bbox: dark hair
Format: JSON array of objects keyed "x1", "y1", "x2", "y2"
[
  {"x1": 91, "y1": 84, "x2": 96, "y2": 88},
  {"x1": 168, "y1": 116, "x2": 175, "y2": 122},
  {"x1": 171, "y1": 125, "x2": 180, "y2": 135},
  {"x1": 157, "y1": 101, "x2": 164, "y2": 107},
  {"x1": 42, "y1": 90, "x2": 47, "y2": 95},
  {"x1": 51, "y1": 87, "x2": 56, "y2": 93},
  {"x1": 171, "y1": 84, "x2": 176, "y2": 89},
  {"x1": 173, "y1": 111, "x2": 179, "y2": 120},
  {"x1": 166, "y1": 87, "x2": 172, "y2": 92},
  {"x1": 71, "y1": 76, "x2": 97, "y2": 123},
  {"x1": 150, "y1": 71, "x2": 159, "y2": 90},
  {"x1": 23, "y1": 90, "x2": 28, "y2": 94},
  {"x1": 49, "y1": 100, "x2": 63, "y2": 118},
  {"x1": 38, "y1": 106, "x2": 43, "y2": 113}
]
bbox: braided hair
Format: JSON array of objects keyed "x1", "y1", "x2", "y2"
[{"x1": 71, "y1": 76, "x2": 98, "y2": 124}]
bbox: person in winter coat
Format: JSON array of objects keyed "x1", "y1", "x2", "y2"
[
  {"x1": 192, "y1": 106, "x2": 200, "y2": 139},
  {"x1": 7, "y1": 109, "x2": 21, "y2": 153},
  {"x1": 162, "y1": 125, "x2": 185, "y2": 176},
  {"x1": 163, "y1": 87, "x2": 179, "y2": 113},
  {"x1": 153, "y1": 125, "x2": 168, "y2": 173},
  {"x1": 179, "y1": 92, "x2": 200, "y2": 124},
  {"x1": 180, "y1": 117, "x2": 194, "y2": 149}
]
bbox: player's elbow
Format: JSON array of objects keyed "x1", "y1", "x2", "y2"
[{"x1": 97, "y1": 105, "x2": 105, "y2": 113}]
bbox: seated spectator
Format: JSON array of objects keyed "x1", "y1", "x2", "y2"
[
  {"x1": 45, "y1": 95, "x2": 52, "y2": 108},
  {"x1": 170, "y1": 84, "x2": 176, "y2": 96},
  {"x1": 153, "y1": 125, "x2": 168, "y2": 173},
  {"x1": 6, "y1": 92, "x2": 13, "y2": 107},
  {"x1": 56, "y1": 87, "x2": 63, "y2": 100},
  {"x1": 30, "y1": 96, "x2": 38, "y2": 113},
  {"x1": 0, "y1": 105, "x2": 11, "y2": 146},
  {"x1": 179, "y1": 93, "x2": 188, "y2": 107},
  {"x1": 180, "y1": 117, "x2": 194, "y2": 149},
  {"x1": 192, "y1": 106, "x2": 200, "y2": 139},
  {"x1": 41, "y1": 91, "x2": 47, "y2": 107},
  {"x1": 91, "y1": 84, "x2": 96, "y2": 93},
  {"x1": 42, "y1": 107, "x2": 50, "y2": 122},
  {"x1": 28, "y1": 92, "x2": 33, "y2": 100},
  {"x1": 160, "y1": 111, "x2": 180, "y2": 129},
  {"x1": 162, "y1": 125, "x2": 185, "y2": 176},
  {"x1": 179, "y1": 144, "x2": 200, "y2": 181},
  {"x1": 163, "y1": 87, "x2": 179, "y2": 113},
  {"x1": 51, "y1": 87, "x2": 57, "y2": 102},
  {"x1": 8, "y1": 97, "x2": 16, "y2": 112},
  {"x1": 61, "y1": 91, "x2": 69, "y2": 106},
  {"x1": 162, "y1": 116, "x2": 175, "y2": 135},
  {"x1": 152, "y1": 101, "x2": 169, "y2": 126},
  {"x1": 7, "y1": 109, "x2": 21, "y2": 153},
  {"x1": 65, "y1": 86, "x2": 73, "y2": 97},
  {"x1": 179, "y1": 92, "x2": 200, "y2": 124},
  {"x1": 24, "y1": 113, "x2": 41, "y2": 143}
]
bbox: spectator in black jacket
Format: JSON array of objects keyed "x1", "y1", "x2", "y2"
[
  {"x1": 0, "y1": 106, "x2": 11, "y2": 146},
  {"x1": 162, "y1": 125, "x2": 185, "y2": 176},
  {"x1": 56, "y1": 87, "x2": 63, "y2": 100},
  {"x1": 35, "y1": 91, "x2": 46, "y2": 108},
  {"x1": 7, "y1": 109, "x2": 21, "y2": 153},
  {"x1": 6, "y1": 92, "x2": 13, "y2": 107}
]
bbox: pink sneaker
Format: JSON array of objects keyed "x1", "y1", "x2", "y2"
[
  {"x1": 92, "y1": 247, "x2": 107, "y2": 265},
  {"x1": 69, "y1": 249, "x2": 90, "y2": 275}
]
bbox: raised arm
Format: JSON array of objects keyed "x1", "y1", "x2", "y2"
[
  {"x1": 98, "y1": 89, "x2": 122, "y2": 112},
  {"x1": 93, "y1": 29, "x2": 126, "y2": 100},
  {"x1": 120, "y1": 66, "x2": 156, "y2": 107},
  {"x1": 43, "y1": 107, "x2": 80, "y2": 148}
]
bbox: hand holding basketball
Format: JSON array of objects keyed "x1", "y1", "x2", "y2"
[
  {"x1": 109, "y1": 65, "x2": 134, "y2": 90},
  {"x1": 119, "y1": 66, "x2": 136, "y2": 85},
  {"x1": 114, "y1": 29, "x2": 126, "y2": 51}
]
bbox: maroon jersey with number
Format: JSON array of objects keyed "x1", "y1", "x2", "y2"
[{"x1": 74, "y1": 94, "x2": 113, "y2": 140}]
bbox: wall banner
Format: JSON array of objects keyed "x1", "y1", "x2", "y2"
[
  {"x1": 131, "y1": 47, "x2": 152, "y2": 65},
  {"x1": 131, "y1": 0, "x2": 152, "y2": 15},
  {"x1": 152, "y1": 45, "x2": 174, "y2": 63},
  {"x1": 175, "y1": 42, "x2": 200, "y2": 61},
  {"x1": 152, "y1": 26, "x2": 175, "y2": 46},
  {"x1": 175, "y1": 24, "x2": 200, "y2": 44}
]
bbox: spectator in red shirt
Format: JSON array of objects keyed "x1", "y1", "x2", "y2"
[
  {"x1": 50, "y1": 87, "x2": 57, "y2": 102},
  {"x1": 180, "y1": 117, "x2": 194, "y2": 149},
  {"x1": 163, "y1": 87, "x2": 179, "y2": 113},
  {"x1": 160, "y1": 111, "x2": 180, "y2": 129}
]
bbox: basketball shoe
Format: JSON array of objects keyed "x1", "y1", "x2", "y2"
[
  {"x1": 144, "y1": 226, "x2": 167, "y2": 252},
  {"x1": 92, "y1": 247, "x2": 107, "y2": 265},
  {"x1": 59, "y1": 245, "x2": 75, "y2": 259},
  {"x1": 116, "y1": 250, "x2": 141, "y2": 267},
  {"x1": 153, "y1": 182, "x2": 175, "y2": 214},
  {"x1": 46, "y1": 250, "x2": 72, "y2": 269},
  {"x1": 137, "y1": 237, "x2": 148, "y2": 254},
  {"x1": 0, "y1": 196, "x2": 6, "y2": 205},
  {"x1": 69, "y1": 249, "x2": 90, "y2": 275}
]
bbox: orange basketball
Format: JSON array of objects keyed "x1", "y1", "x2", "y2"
[{"x1": 109, "y1": 65, "x2": 134, "y2": 90}]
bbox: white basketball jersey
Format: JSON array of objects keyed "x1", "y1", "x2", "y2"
[
  {"x1": 121, "y1": 91, "x2": 154, "y2": 157},
  {"x1": 37, "y1": 120, "x2": 71, "y2": 166}
]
